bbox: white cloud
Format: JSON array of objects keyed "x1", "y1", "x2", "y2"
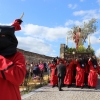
[
  {"x1": 89, "y1": 35, "x2": 100, "y2": 44},
  {"x1": 65, "y1": 20, "x2": 83, "y2": 26},
  {"x1": 73, "y1": 10, "x2": 85, "y2": 16},
  {"x1": 80, "y1": 0, "x2": 84, "y2": 2},
  {"x1": 65, "y1": 20, "x2": 74, "y2": 26},
  {"x1": 17, "y1": 36, "x2": 55, "y2": 56},
  {"x1": 65, "y1": 19, "x2": 92, "y2": 27},
  {"x1": 22, "y1": 24, "x2": 69, "y2": 41},
  {"x1": 73, "y1": 9, "x2": 100, "y2": 20},
  {"x1": 95, "y1": 48, "x2": 100, "y2": 57},
  {"x1": 68, "y1": 4, "x2": 77, "y2": 9}
]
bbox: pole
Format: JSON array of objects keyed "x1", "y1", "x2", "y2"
[{"x1": 20, "y1": 12, "x2": 24, "y2": 20}]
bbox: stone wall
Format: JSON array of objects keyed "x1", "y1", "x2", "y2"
[
  {"x1": 17, "y1": 48, "x2": 53, "y2": 63},
  {"x1": 60, "y1": 44, "x2": 65, "y2": 58}
]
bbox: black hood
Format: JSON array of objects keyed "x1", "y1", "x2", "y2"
[
  {"x1": 0, "y1": 26, "x2": 18, "y2": 57},
  {"x1": 79, "y1": 58, "x2": 85, "y2": 68},
  {"x1": 84, "y1": 57, "x2": 89, "y2": 64},
  {"x1": 91, "y1": 58, "x2": 97, "y2": 68}
]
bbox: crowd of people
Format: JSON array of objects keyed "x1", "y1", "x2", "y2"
[
  {"x1": 48, "y1": 56, "x2": 100, "y2": 91},
  {"x1": 23, "y1": 54, "x2": 100, "y2": 92},
  {"x1": 25, "y1": 60, "x2": 51, "y2": 83}
]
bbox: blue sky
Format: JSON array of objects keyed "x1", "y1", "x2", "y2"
[{"x1": 0, "y1": 0, "x2": 100, "y2": 57}]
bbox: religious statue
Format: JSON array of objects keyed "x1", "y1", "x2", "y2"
[
  {"x1": 73, "y1": 27, "x2": 84, "y2": 49},
  {"x1": 73, "y1": 31, "x2": 78, "y2": 49}
]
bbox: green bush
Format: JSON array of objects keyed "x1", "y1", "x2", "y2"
[
  {"x1": 65, "y1": 47, "x2": 76, "y2": 53},
  {"x1": 77, "y1": 45, "x2": 86, "y2": 53},
  {"x1": 65, "y1": 45, "x2": 94, "y2": 54}
]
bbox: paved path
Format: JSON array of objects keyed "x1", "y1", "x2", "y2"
[{"x1": 22, "y1": 77, "x2": 100, "y2": 100}]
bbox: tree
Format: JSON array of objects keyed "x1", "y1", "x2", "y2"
[{"x1": 67, "y1": 18, "x2": 97, "y2": 45}]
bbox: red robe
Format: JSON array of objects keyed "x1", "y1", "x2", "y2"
[
  {"x1": 88, "y1": 60, "x2": 99, "y2": 87},
  {"x1": 73, "y1": 60, "x2": 77, "y2": 83},
  {"x1": 75, "y1": 61, "x2": 85, "y2": 87},
  {"x1": 0, "y1": 52, "x2": 26, "y2": 100},
  {"x1": 49, "y1": 64, "x2": 58, "y2": 85},
  {"x1": 64, "y1": 60, "x2": 74, "y2": 85},
  {"x1": 84, "y1": 64, "x2": 89, "y2": 85},
  {"x1": 98, "y1": 66, "x2": 100, "y2": 74},
  {"x1": 57, "y1": 58, "x2": 65, "y2": 65}
]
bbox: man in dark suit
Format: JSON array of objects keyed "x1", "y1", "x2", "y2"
[{"x1": 55, "y1": 60, "x2": 66, "y2": 91}]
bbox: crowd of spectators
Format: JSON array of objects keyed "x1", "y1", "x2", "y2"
[{"x1": 25, "y1": 60, "x2": 51, "y2": 83}]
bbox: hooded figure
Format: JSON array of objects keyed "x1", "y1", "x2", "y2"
[
  {"x1": 79, "y1": 57, "x2": 85, "y2": 68},
  {"x1": 91, "y1": 57, "x2": 97, "y2": 68},
  {"x1": 0, "y1": 18, "x2": 26, "y2": 100},
  {"x1": 0, "y1": 26, "x2": 18, "y2": 57},
  {"x1": 88, "y1": 56, "x2": 99, "y2": 89},
  {"x1": 0, "y1": 19, "x2": 23, "y2": 57},
  {"x1": 84, "y1": 56, "x2": 89, "y2": 86},
  {"x1": 64, "y1": 58, "x2": 74, "y2": 87},
  {"x1": 75, "y1": 57, "x2": 86, "y2": 88}
]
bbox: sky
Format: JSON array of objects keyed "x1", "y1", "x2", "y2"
[{"x1": 0, "y1": 0, "x2": 100, "y2": 57}]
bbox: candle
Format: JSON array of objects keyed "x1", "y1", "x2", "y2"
[
  {"x1": 66, "y1": 37, "x2": 68, "y2": 45},
  {"x1": 88, "y1": 35, "x2": 90, "y2": 45}
]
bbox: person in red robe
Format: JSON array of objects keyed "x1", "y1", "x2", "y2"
[
  {"x1": 57, "y1": 58, "x2": 64, "y2": 65},
  {"x1": 0, "y1": 18, "x2": 26, "y2": 100},
  {"x1": 98, "y1": 63, "x2": 100, "y2": 74},
  {"x1": 75, "y1": 57, "x2": 85, "y2": 88},
  {"x1": 49, "y1": 60, "x2": 58, "y2": 87},
  {"x1": 84, "y1": 57, "x2": 89, "y2": 86},
  {"x1": 72, "y1": 59, "x2": 77, "y2": 83},
  {"x1": 64, "y1": 58, "x2": 74, "y2": 87},
  {"x1": 88, "y1": 56, "x2": 99, "y2": 89}
]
